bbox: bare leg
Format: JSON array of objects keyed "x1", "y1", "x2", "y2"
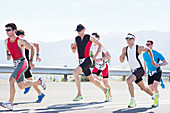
[
  {"x1": 73, "y1": 66, "x2": 83, "y2": 95},
  {"x1": 9, "y1": 77, "x2": 16, "y2": 104},
  {"x1": 103, "y1": 78, "x2": 112, "y2": 96},
  {"x1": 153, "y1": 81, "x2": 160, "y2": 94},
  {"x1": 137, "y1": 80, "x2": 153, "y2": 96},
  {"x1": 149, "y1": 84, "x2": 154, "y2": 92},
  {"x1": 17, "y1": 79, "x2": 40, "y2": 90},
  {"x1": 27, "y1": 77, "x2": 42, "y2": 96},
  {"x1": 126, "y1": 75, "x2": 136, "y2": 98},
  {"x1": 87, "y1": 75, "x2": 106, "y2": 93},
  {"x1": 92, "y1": 74, "x2": 103, "y2": 81}
]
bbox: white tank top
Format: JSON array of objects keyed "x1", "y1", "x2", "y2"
[{"x1": 126, "y1": 45, "x2": 142, "y2": 70}]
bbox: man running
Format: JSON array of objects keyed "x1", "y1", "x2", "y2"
[
  {"x1": 143, "y1": 40, "x2": 168, "y2": 107},
  {"x1": 119, "y1": 33, "x2": 155, "y2": 108},
  {"x1": 16, "y1": 29, "x2": 45, "y2": 103},
  {"x1": 71, "y1": 24, "x2": 110, "y2": 101},
  {"x1": 91, "y1": 32, "x2": 112, "y2": 102},
  {"x1": 0, "y1": 23, "x2": 46, "y2": 111}
]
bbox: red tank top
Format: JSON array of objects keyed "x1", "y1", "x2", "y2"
[{"x1": 7, "y1": 37, "x2": 25, "y2": 60}]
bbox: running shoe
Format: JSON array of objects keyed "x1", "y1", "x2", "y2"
[
  {"x1": 36, "y1": 93, "x2": 45, "y2": 103},
  {"x1": 73, "y1": 95, "x2": 83, "y2": 101},
  {"x1": 0, "y1": 101, "x2": 13, "y2": 111},
  {"x1": 128, "y1": 99, "x2": 136, "y2": 108},
  {"x1": 160, "y1": 78, "x2": 165, "y2": 89},
  {"x1": 152, "y1": 94, "x2": 159, "y2": 107},
  {"x1": 39, "y1": 77, "x2": 46, "y2": 90},
  {"x1": 105, "y1": 88, "x2": 110, "y2": 101},
  {"x1": 24, "y1": 86, "x2": 31, "y2": 94},
  {"x1": 105, "y1": 96, "x2": 112, "y2": 102}
]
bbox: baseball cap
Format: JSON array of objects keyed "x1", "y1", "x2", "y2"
[{"x1": 75, "y1": 24, "x2": 85, "y2": 32}]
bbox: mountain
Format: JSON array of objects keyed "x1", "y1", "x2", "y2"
[{"x1": 0, "y1": 31, "x2": 170, "y2": 70}]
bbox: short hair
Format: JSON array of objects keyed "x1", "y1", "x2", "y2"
[
  {"x1": 147, "y1": 40, "x2": 153, "y2": 45},
  {"x1": 92, "y1": 32, "x2": 100, "y2": 38},
  {"x1": 16, "y1": 29, "x2": 25, "y2": 36},
  {"x1": 5, "y1": 23, "x2": 17, "y2": 30},
  {"x1": 127, "y1": 33, "x2": 135, "y2": 38}
]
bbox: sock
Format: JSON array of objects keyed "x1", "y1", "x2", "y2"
[
  {"x1": 152, "y1": 93, "x2": 156, "y2": 99},
  {"x1": 131, "y1": 97, "x2": 135, "y2": 101}
]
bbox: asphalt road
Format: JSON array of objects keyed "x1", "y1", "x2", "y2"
[{"x1": 0, "y1": 80, "x2": 170, "y2": 113}]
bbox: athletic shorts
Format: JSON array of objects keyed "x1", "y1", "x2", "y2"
[
  {"x1": 131, "y1": 67, "x2": 144, "y2": 84},
  {"x1": 12, "y1": 59, "x2": 28, "y2": 83},
  {"x1": 24, "y1": 66, "x2": 33, "y2": 78},
  {"x1": 148, "y1": 69, "x2": 162, "y2": 85},
  {"x1": 92, "y1": 64, "x2": 109, "y2": 78},
  {"x1": 79, "y1": 57, "x2": 92, "y2": 76}
]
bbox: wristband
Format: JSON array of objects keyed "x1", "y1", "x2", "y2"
[
  {"x1": 30, "y1": 59, "x2": 33, "y2": 62},
  {"x1": 36, "y1": 53, "x2": 40, "y2": 56}
]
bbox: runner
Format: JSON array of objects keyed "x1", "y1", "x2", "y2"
[
  {"x1": 16, "y1": 29, "x2": 45, "y2": 103},
  {"x1": 143, "y1": 40, "x2": 168, "y2": 107},
  {"x1": 91, "y1": 32, "x2": 112, "y2": 102},
  {"x1": 119, "y1": 33, "x2": 155, "y2": 108},
  {"x1": 0, "y1": 23, "x2": 46, "y2": 111},
  {"x1": 71, "y1": 24, "x2": 110, "y2": 101}
]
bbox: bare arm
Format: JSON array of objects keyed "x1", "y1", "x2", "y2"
[
  {"x1": 19, "y1": 39, "x2": 35, "y2": 69},
  {"x1": 4, "y1": 39, "x2": 11, "y2": 60},
  {"x1": 119, "y1": 47, "x2": 126, "y2": 63},
  {"x1": 139, "y1": 46, "x2": 156, "y2": 66},
  {"x1": 102, "y1": 52, "x2": 111, "y2": 61},
  {"x1": 90, "y1": 36, "x2": 102, "y2": 60},
  {"x1": 143, "y1": 61, "x2": 147, "y2": 77},
  {"x1": 19, "y1": 39, "x2": 35, "y2": 60},
  {"x1": 32, "y1": 43, "x2": 41, "y2": 62},
  {"x1": 71, "y1": 40, "x2": 77, "y2": 53},
  {"x1": 32, "y1": 43, "x2": 40, "y2": 55},
  {"x1": 159, "y1": 59, "x2": 168, "y2": 66}
]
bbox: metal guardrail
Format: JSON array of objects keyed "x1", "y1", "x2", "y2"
[{"x1": 0, "y1": 65, "x2": 170, "y2": 81}]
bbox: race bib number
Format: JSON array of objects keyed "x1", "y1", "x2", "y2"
[
  {"x1": 96, "y1": 61, "x2": 106, "y2": 70},
  {"x1": 13, "y1": 60, "x2": 21, "y2": 69}
]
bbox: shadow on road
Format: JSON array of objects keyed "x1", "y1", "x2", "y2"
[
  {"x1": 112, "y1": 107, "x2": 153, "y2": 113},
  {"x1": 0, "y1": 101, "x2": 106, "y2": 112},
  {"x1": 35, "y1": 101, "x2": 106, "y2": 113}
]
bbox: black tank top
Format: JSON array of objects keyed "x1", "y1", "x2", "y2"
[
  {"x1": 25, "y1": 49, "x2": 29, "y2": 61},
  {"x1": 75, "y1": 34, "x2": 92, "y2": 59}
]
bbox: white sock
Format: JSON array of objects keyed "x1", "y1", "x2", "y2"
[
  {"x1": 152, "y1": 94, "x2": 156, "y2": 99},
  {"x1": 131, "y1": 97, "x2": 135, "y2": 101}
]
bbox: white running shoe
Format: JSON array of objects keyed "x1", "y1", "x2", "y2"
[
  {"x1": 0, "y1": 101, "x2": 13, "y2": 110},
  {"x1": 39, "y1": 77, "x2": 46, "y2": 90}
]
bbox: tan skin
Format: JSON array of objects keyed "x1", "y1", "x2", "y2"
[
  {"x1": 144, "y1": 42, "x2": 168, "y2": 93},
  {"x1": 5, "y1": 27, "x2": 41, "y2": 104},
  {"x1": 19, "y1": 34, "x2": 42, "y2": 96},
  {"x1": 91, "y1": 35, "x2": 112, "y2": 96},
  {"x1": 120, "y1": 38, "x2": 155, "y2": 98},
  {"x1": 71, "y1": 29, "x2": 108, "y2": 96}
]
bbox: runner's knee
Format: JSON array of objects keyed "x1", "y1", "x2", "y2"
[
  {"x1": 9, "y1": 77, "x2": 15, "y2": 84},
  {"x1": 126, "y1": 78, "x2": 132, "y2": 85}
]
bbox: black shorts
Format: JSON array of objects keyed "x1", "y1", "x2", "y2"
[
  {"x1": 131, "y1": 67, "x2": 144, "y2": 84},
  {"x1": 24, "y1": 66, "x2": 32, "y2": 78},
  {"x1": 79, "y1": 57, "x2": 92, "y2": 76},
  {"x1": 148, "y1": 69, "x2": 162, "y2": 85}
]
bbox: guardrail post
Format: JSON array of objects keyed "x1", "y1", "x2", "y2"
[{"x1": 64, "y1": 65, "x2": 68, "y2": 81}]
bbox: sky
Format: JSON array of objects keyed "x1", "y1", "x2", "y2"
[{"x1": 0, "y1": 0, "x2": 170, "y2": 42}]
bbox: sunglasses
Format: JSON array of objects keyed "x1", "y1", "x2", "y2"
[
  {"x1": 6, "y1": 29, "x2": 13, "y2": 32},
  {"x1": 146, "y1": 44, "x2": 151, "y2": 46},
  {"x1": 125, "y1": 37, "x2": 134, "y2": 41}
]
